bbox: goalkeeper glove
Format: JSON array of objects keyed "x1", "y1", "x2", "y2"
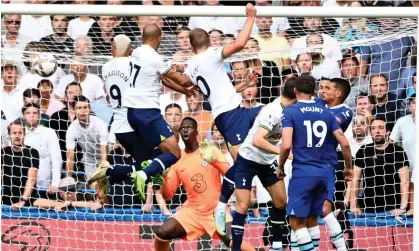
[{"x1": 200, "y1": 140, "x2": 217, "y2": 163}]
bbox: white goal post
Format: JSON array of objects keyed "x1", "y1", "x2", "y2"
[{"x1": 1, "y1": 3, "x2": 419, "y2": 251}]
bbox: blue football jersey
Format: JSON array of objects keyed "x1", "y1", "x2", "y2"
[
  {"x1": 282, "y1": 100, "x2": 341, "y2": 177},
  {"x1": 314, "y1": 97, "x2": 353, "y2": 132}
]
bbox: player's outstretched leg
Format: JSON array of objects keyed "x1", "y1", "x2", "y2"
[
  {"x1": 214, "y1": 164, "x2": 236, "y2": 236},
  {"x1": 223, "y1": 220, "x2": 256, "y2": 251},
  {"x1": 154, "y1": 218, "x2": 187, "y2": 251},
  {"x1": 265, "y1": 180, "x2": 287, "y2": 251},
  {"x1": 322, "y1": 201, "x2": 347, "y2": 251}
]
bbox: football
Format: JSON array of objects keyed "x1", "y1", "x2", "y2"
[{"x1": 33, "y1": 53, "x2": 58, "y2": 77}]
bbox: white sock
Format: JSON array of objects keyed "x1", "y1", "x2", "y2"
[
  {"x1": 290, "y1": 230, "x2": 300, "y2": 251},
  {"x1": 323, "y1": 212, "x2": 347, "y2": 251},
  {"x1": 295, "y1": 228, "x2": 314, "y2": 251},
  {"x1": 215, "y1": 201, "x2": 227, "y2": 212},
  {"x1": 272, "y1": 241, "x2": 282, "y2": 249},
  {"x1": 139, "y1": 170, "x2": 147, "y2": 180},
  {"x1": 307, "y1": 226, "x2": 320, "y2": 251}
]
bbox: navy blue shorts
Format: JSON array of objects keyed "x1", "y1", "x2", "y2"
[
  {"x1": 287, "y1": 176, "x2": 328, "y2": 218},
  {"x1": 115, "y1": 131, "x2": 152, "y2": 164},
  {"x1": 127, "y1": 108, "x2": 174, "y2": 150},
  {"x1": 234, "y1": 154, "x2": 279, "y2": 191},
  {"x1": 215, "y1": 105, "x2": 263, "y2": 147}
]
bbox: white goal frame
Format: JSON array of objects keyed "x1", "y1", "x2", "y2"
[{"x1": 2, "y1": 4, "x2": 419, "y2": 250}]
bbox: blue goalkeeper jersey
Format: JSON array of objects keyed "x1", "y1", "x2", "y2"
[{"x1": 282, "y1": 100, "x2": 341, "y2": 177}]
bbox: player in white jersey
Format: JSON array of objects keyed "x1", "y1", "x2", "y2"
[
  {"x1": 89, "y1": 26, "x2": 194, "y2": 201},
  {"x1": 231, "y1": 80, "x2": 297, "y2": 251},
  {"x1": 186, "y1": 4, "x2": 261, "y2": 236}
]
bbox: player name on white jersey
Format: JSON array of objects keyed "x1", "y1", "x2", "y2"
[
  {"x1": 124, "y1": 45, "x2": 172, "y2": 109},
  {"x1": 102, "y1": 57, "x2": 133, "y2": 134},
  {"x1": 186, "y1": 47, "x2": 242, "y2": 119},
  {"x1": 239, "y1": 98, "x2": 283, "y2": 165}
]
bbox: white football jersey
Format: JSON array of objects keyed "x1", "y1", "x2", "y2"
[
  {"x1": 123, "y1": 45, "x2": 172, "y2": 109},
  {"x1": 102, "y1": 57, "x2": 134, "y2": 134},
  {"x1": 186, "y1": 47, "x2": 242, "y2": 119},
  {"x1": 239, "y1": 98, "x2": 284, "y2": 165}
]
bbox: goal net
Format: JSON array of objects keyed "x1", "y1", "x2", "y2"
[{"x1": 1, "y1": 2, "x2": 417, "y2": 251}]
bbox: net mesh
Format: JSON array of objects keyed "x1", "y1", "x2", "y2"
[{"x1": 0, "y1": 1, "x2": 416, "y2": 250}]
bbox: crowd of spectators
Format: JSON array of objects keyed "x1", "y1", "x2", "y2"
[{"x1": 0, "y1": 0, "x2": 417, "y2": 229}]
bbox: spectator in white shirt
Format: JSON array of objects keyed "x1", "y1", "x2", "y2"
[
  {"x1": 67, "y1": 0, "x2": 95, "y2": 40},
  {"x1": 74, "y1": 36, "x2": 93, "y2": 56},
  {"x1": 1, "y1": 60, "x2": 24, "y2": 122},
  {"x1": 23, "y1": 103, "x2": 62, "y2": 193},
  {"x1": 295, "y1": 52, "x2": 341, "y2": 80},
  {"x1": 66, "y1": 95, "x2": 108, "y2": 180},
  {"x1": 390, "y1": 94, "x2": 416, "y2": 184},
  {"x1": 291, "y1": 32, "x2": 342, "y2": 62},
  {"x1": 345, "y1": 114, "x2": 373, "y2": 157},
  {"x1": 188, "y1": 0, "x2": 240, "y2": 34},
  {"x1": 1, "y1": 15, "x2": 30, "y2": 72},
  {"x1": 19, "y1": 0, "x2": 53, "y2": 41},
  {"x1": 55, "y1": 55, "x2": 105, "y2": 102},
  {"x1": 159, "y1": 91, "x2": 188, "y2": 115}
]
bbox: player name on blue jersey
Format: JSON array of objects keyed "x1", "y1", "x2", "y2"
[{"x1": 300, "y1": 106, "x2": 325, "y2": 114}]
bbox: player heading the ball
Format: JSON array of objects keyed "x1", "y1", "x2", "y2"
[{"x1": 278, "y1": 75, "x2": 353, "y2": 251}]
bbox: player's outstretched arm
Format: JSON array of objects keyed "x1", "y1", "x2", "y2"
[
  {"x1": 222, "y1": 3, "x2": 257, "y2": 59},
  {"x1": 162, "y1": 73, "x2": 195, "y2": 96},
  {"x1": 163, "y1": 68, "x2": 193, "y2": 88},
  {"x1": 332, "y1": 129, "x2": 353, "y2": 181},
  {"x1": 252, "y1": 127, "x2": 281, "y2": 155},
  {"x1": 200, "y1": 141, "x2": 230, "y2": 175},
  {"x1": 161, "y1": 167, "x2": 181, "y2": 201}
]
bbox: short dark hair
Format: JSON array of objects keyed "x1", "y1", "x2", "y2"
[
  {"x1": 7, "y1": 120, "x2": 24, "y2": 135},
  {"x1": 176, "y1": 26, "x2": 190, "y2": 36},
  {"x1": 208, "y1": 29, "x2": 223, "y2": 35},
  {"x1": 340, "y1": 55, "x2": 360, "y2": 67},
  {"x1": 231, "y1": 60, "x2": 249, "y2": 69},
  {"x1": 65, "y1": 81, "x2": 82, "y2": 93},
  {"x1": 221, "y1": 34, "x2": 235, "y2": 39},
  {"x1": 295, "y1": 75, "x2": 316, "y2": 95},
  {"x1": 370, "y1": 115, "x2": 389, "y2": 131},
  {"x1": 165, "y1": 103, "x2": 182, "y2": 113},
  {"x1": 190, "y1": 28, "x2": 211, "y2": 51},
  {"x1": 72, "y1": 95, "x2": 90, "y2": 109},
  {"x1": 356, "y1": 92, "x2": 375, "y2": 104},
  {"x1": 23, "y1": 88, "x2": 40, "y2": 99},
  {"x1": 182, "y1": 116, "x2": 198, "y2": 129},
  {"x1": 282, "y1": 78, "x2": 297, "y2": 99},
  {"x1": 370, "y1": 73, "x2": 389, "y2": 85},
  {"x1": 22, "y1": 102, "x2": 40, "y2": 114},
  {"x1": 330, "y1": 78, "x2": 351, "y2": 102},
  {"x1": 37, "y1": 79, "x2": 53, "y2": 90}
]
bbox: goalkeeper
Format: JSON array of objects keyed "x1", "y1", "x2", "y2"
[{"x1": 154, "y1": 117, "x2": 254, "y2": 251}]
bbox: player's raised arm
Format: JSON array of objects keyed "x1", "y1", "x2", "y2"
[
  {"x1": 332, "y1": 128, "x2": 353, "y2": 181},
  {"x1": 200, "y1": 141, "x2": 230, "y2": 175},
  {"x1": 162, "y1": 73, "x2": 195, "y2": 96},
  {"x1": 162, "y1": 68, "x2": 193, "y2": 89},
  {"x1": 222, "y1": 3, "x2": 257, "y2": 59}
]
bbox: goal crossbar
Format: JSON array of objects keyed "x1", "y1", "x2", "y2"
[{"x1": 2, "y1": 4, "x2": 419, "y2": 18}]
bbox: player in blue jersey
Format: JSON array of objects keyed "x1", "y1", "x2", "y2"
[
  {"x1": 295, "y1": 78, "x2": 352, "y2": 251},
  {"x1": 279, "y1": 75, "x2": 353, "y2": 251},
  {"x1": 318, "y1": 78, "x2": 353, "y2": 251}
]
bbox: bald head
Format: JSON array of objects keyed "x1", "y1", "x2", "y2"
[
  {"x1": 143, "y1": 24, "x2": 162, "y2": 43},
  {"x1": 112, "y1": 34, "x2": 132, "y2": 57}
]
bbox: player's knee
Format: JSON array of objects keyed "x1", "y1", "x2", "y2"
[
  {"x1": 272, "y1": 199, "x2": 287, "y2": 210},
  {"x1": 155, "y1": 225, "x2": 171, "y2": 240},
  {"x1": 323, "y1": 200, "x2": 333, "y2": 216},
  {"x1": 235, "y1": 200, "x2": 249, "y2": 214}
]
